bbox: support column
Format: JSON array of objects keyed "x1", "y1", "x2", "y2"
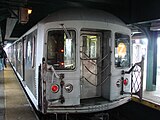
[
  {"x1": 135, "y1": 25, "x2": 157, "y2": 91},
  {"x1": 146, "y1": 31, "x2": 157, "y2": 91}
]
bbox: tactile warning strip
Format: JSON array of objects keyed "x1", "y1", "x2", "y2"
[
  {"x1": 132, "y1": 97, "x2": 160, "y2": 111},
  {"x1": 0, "y1": 70, "x2": 4, "y2": 120}
]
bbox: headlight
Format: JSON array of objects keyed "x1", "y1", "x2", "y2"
[{"x1": 64, "y1": 84, "x2": 73, "y2": 93}]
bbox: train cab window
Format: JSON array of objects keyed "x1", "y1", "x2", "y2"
[
  {"x1": 47, "y1": 30, "x2": 76, "y2": 70},
  {"x1": 114, "y1": 33, "x2": 130, "y2": 68}
]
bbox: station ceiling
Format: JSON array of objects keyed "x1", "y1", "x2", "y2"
[{"x1": 1, "y1": 0, "x2": 160, "y2": 43}]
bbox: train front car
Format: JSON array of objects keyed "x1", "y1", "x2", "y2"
[{"x1": 38, "y1": 9, "x2": 132, "y2": 114}]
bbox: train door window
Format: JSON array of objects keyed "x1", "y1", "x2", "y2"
[
  {"x1": 47, "y1": 29, "x2": 76, "y2": 70},
  {"x1": 115, "y1": 33, "x2": 130, "y2": 68},
  {"x1": 82, "y1": 35, "x2": 99, "y2": 59}
]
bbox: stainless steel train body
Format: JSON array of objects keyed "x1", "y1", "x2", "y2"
[{"x1": 7, "y1": 8, "x2": 132, "y2": 114}]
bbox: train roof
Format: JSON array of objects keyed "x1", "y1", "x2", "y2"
[{"x1": 39, "y1": 8, "x2": 126, "y2": 26}]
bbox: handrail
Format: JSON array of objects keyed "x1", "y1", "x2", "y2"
[
  {"x1": 121, "y1": 57, "x2": 144, "y2": 75},
  {"x1": 121, "y1": 64, "x2": 136, "y2": 74},
  {"x1": 81, "y1": 73, "x2": 111, "y2": 87},
  {"x1": 80, "y1": 50, "x2": 110, "y2": 64},
  {"x1": 80, "y1": 51, "x2": 96, "y2": 62},
  {"x1": 80, "y1": 50, "x2": 111, "y2": 87},
  {"x1": 80, "y1": 57, "x2": 96, "y2": 66},
  {"x1": 84, "y1": 65, "x2": 97, "y2": 76},
  {"x1": 97, "y1": 53, "x2": 109, "y2": 64},
  {"x1": 97, "y1": 73, "x2": 111, "y2": 87},
  {"x1": 83, "y1": 63, "x2": 110, "y2": 76}
]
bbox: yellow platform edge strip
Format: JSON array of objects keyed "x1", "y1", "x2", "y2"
[{"x1": 132, "y1": 97, "x2": 160, "y2": 111}]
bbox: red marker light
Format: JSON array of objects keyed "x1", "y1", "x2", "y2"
[
  {"x1": 60, "y1": 49, "x2": 64, "y2": 53},
  {"x1": 60, "y1": 62, "x2": 64, "y2": 66},
  {"x1": 123, "y1": 78, "x2": 128, "y2": 86},
  {"x1": 51, "y1": 84, "x2": 59, "y2": 93}
]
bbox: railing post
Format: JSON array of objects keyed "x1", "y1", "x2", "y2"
[{"x1": 139, "y1": 56, "x2": 144, "y2": 100}]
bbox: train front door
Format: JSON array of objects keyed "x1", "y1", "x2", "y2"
[{"x1": 80, "y1": 31, "x2": 101, "y2": 99}]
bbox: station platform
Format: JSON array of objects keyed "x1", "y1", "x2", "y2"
[
  {"x1": 0, "y1": 63, "x2": 37, "y2": 120},
  {"x1": 132, "y1": 73, "x2": 160, "y2": 111}
]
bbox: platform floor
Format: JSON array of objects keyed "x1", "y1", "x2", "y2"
[
  {"x1": 132, "y1": 73, "x2": 160, "y2": 111},
  {"x1": 145, "y1": 74, "x2": 160, "y2": 100},
  {"x1": 0, "y1": 64, "x2": 37, "y2": 120}
]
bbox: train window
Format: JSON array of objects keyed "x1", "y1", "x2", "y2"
[
  {"x1": 31, "y1": 36, "x2": 36, "y2": 68},
  {"x1": 27, "y1": 40, "x2": 32, "y2": 63},
  {"x1": 17, "y1": 42, "x2": 22, "y2": 61},
  {"x1": 25, "y1": 30, "x2": 37, "y2": 69},
  {"x1": 10, "y1": 45, "x2": 13, "y2": 64},
  {"x1": 17, "y1": 43, "x2": 20, "y2": 61},
  {"x1": 13, "y1": 45, "x2": 16, "y2": 66},
  {"x1": 115, "y1": 33, "x2": 130, "y2": 68},
  {"x1": 47, "y1": 30, "x2": 76, "y2": 70}
]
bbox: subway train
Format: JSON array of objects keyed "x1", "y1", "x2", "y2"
[{"x1": 7, "y1": 8, "x2": 132, "y2": 114}]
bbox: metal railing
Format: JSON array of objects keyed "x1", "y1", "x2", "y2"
[
  {"x1": 121, "y1": 57, "x2": 144, "y2": 100},
  {"x1": 80, "y1": 51, "x2": 111, "y2": 87}
]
